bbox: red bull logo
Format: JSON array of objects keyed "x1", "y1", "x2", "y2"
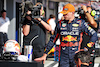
[{"x1": 62, "y1": 35, "x2": 77, "y2": 42}]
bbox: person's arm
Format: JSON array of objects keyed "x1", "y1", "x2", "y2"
[
  {"x1": 82, "y1": 5, "x2": 97, "y2": 28},
  {"x1": 34, "y1": 53, "x2": 47, "y2": 64},
  {"x1": 85, "y1": 12, "x2": 97, "y2": 28},
  {"x1": 22, "y1": 25, "x2": 30, "y2": 36},
  {"x1": 34, "y1": 22, "x2": 60, "y2": 63},
  {"x1": 22, "y1": 15, "x2": 32, "y2": 36},
  {"x1": 36, "y1": 18, "x2": 52, "y2": 31},
  {"x1": 82, "y1": 20, "x2": 98, "y2": 49}
]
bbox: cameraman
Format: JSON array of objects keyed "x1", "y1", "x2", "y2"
[
  {"x1": 22, "y1": 2, "x2": 52, "y2": 60},
  {"x1": 81, "y1": 5, "x2": 99, "y2": 67}
]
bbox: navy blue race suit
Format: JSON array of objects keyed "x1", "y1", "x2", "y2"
[{"x1": 45, "y1": 18, "x2": 98, "y2": 67}]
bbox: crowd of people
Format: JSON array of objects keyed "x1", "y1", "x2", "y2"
[{"x1": 0, "y1": 1, "x2": 100, "y2": 67}]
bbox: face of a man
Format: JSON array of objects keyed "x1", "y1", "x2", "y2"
[
  {"x1": 63, "y1": 12, "x2": 73, "y2": 20},
  {"x1": 2, "y1": 12, "x2": 6, "y2": 18}
]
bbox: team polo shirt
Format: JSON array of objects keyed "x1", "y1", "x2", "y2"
[{"x1": 0, "y1": 17, "x2": 10, "y2": 33}]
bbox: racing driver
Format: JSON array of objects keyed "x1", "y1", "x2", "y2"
[{"x1": 34, "y1": 3, "x2": 98, "y2": 67}]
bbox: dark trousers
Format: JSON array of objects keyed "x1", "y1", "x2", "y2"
[
  {"x1": 32, "y1": 49, "x2": 44, "y2": 60},
  {"x1": 0, "y1": 32, "x2": 8, "y2": 53},
  {"x1": 58, "y1": 46, "x2": 78, "y2": 67}
]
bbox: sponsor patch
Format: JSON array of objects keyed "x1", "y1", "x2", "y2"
[
  {"x1": 72, "y1": 24, "x2": 79, "y2": 27},
  {"x1": 62, "y1": 35, "x2": 77, "y2": 42},
  {"x1": 62, "y1": 23, "x2": 66, "y2": 27}
]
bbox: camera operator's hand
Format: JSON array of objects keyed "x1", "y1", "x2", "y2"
[
  {"x1": 82, "y1": 5, "x2": 88, "y2": 13},
  {"x1": 34, "y1": 18, "x2": 52, "y2": 31},
  {"x1": 27, "y1": 10, "x2": 31, "y2": 15},
  {"x1": 35, "y1": 18, "x2": 41, "y2": 22}
]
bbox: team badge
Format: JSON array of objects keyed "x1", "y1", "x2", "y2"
[{"x1": 62, "y1": 23, "x2": 66, "y2": 27}]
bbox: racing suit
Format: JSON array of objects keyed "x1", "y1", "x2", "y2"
[{"x1": 45, "y1": 18, "x2": 98, "y2": 67}]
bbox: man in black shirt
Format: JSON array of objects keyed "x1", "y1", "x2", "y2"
[{"x1": 22, "y1": 2, "x2": 52, "y2": 60}]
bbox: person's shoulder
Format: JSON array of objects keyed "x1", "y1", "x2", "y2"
[
  {"x1": 49, "y1": 18, "x2": 55, "y2": 22},
  {"x1": 56, "y1": 20, "x2": 65, "y2": 26},
  {"x1": 0, "y1": 17, "x2": 2, "y2": 19},
  {"x1": 75, "y1": 18, "x2": 85, "y2": 23},
  {"x1": 50, "y1": 18, "x2": 54, "y2": 20},
  {"x1": 0, "y1": 17, "x2": 3, "y2": 21},
  {"x1": 6, "y1": 17, "x2": 10, "y2": 21},
  {"x1": 75, "y1": 18, "x2": 84, "y2": 21},
  {"x1": 75, "y1": 18, "x2": 86, "y2": 27}
]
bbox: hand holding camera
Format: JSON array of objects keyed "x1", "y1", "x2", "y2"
[
  {"x1": 20, "y1": 1, "x2": 44, "y2": 25},
  {"x1": 81, "y1": 5, "x2": 88, "y2": 13}
]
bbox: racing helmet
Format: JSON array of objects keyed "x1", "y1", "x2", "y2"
[{"x1": 3, "y1": 40, "x2": 21, "y2": 55}]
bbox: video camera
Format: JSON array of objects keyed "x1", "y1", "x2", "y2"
[
  {"x1": 20, "y1": 1, "x2": 42, "y2": 18},
  {"x1": 77, "y1": 7, "x2": 84, "y2": 15},
  {"x1": 77, "y1": 7, "x2": 98, "y2": 20},
  {"x1": 77, "y1": 7, "x2": 86, "y2": 20},
  {"x1": 31, "y1": 5, "x2": 42, "y2": 18}
]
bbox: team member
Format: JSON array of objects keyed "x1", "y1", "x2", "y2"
[
  {"x1": 81, "y1": 5, "x2": 99, "y2": 67},
  {"x1": 0, "y1": 9, "x2": 10, "y2": 54},
  {"x1": 22, "y1": 2, "x2": 52, "y2": 60},
  {"x1": 34, "y1": 3, "x2": 98, "y2": 67},
  {"x1": 47, "y1": 14, "x2": 56, "y2": 35}
]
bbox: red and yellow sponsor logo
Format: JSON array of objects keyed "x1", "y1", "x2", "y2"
[
  {"x1": 87, "y1": 42, "x2": 94, "y2": 48},
  {"x1": 62, "y1": 35, "x2": 77, "y2": 42}
]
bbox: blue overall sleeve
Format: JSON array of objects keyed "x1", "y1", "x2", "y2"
[{"x1": 81, "y1": 20, "x2": 98, "y2": 48}]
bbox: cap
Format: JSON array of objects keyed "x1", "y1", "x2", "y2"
[{"x1": 60, "y1": 3, "x2": 75, "y2": 15}]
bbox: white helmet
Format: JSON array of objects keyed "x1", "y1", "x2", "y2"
[{"x1": 3, "y1": 40, "x2": 21, "y2": 55}]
